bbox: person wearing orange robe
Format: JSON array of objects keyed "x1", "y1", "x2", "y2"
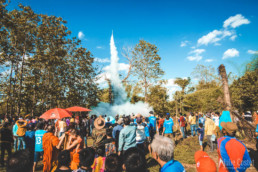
[
  {"x1": 42, "y1": 125, "x2": 64, "y2": 172},
  {"x1": 65, "y1": 129, "x2": 83, "y2": 170}
]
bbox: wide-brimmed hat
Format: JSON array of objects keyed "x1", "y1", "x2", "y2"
[
  {"x1": 221, "y1": 122, "x2": 238, "y2": 135},
  {"x1": 94, "y1": 116, "x2": 105, "y2": 129}
]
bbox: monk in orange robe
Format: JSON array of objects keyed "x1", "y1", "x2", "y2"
[
  {"x1": 65, "y1": 129, "x2": 83, "y2": 170},
  {"x1": 42, "y1": 125, "x2": 64, "y2": 172}
]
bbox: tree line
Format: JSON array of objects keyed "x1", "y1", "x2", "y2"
[{"x1": 0, "y1": 2, "x2": 99, "y2": 116}]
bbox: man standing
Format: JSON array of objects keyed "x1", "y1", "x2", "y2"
[
  {"x1": 12, "y1": 122, "x2": 18, "y2": 152},
  {"x1": 0, "y1": 122, "x2": 13, "y2": 167},
  {"x1": 148, "y1": 111, "x2": 157, "y2": 140},
  {"x1": 42, "y1": 125, "x2": 63, "y2": 172},
  {"x1": 179, "y1": 113, "x2": 186, "y2": 139},
  {"x1": 16, "y1": 118, "x2": 27, "y2": 150},
  {"x1": 92, "y1": 116, "x2": 106, "y2": 148},
  {"x1": 163, "y1": 113, "x2": 174, "y2": 139},
  {"x1": 33, "y1": 122, "x2": 47, "y2": 172},
  {"x1": 205, "y1": 113, "x2": 216, "y2": 152},
  {"x1": 112, "y1": 118, "x2": 123, "y2": 151},
  {"x1": 150, "y1": 135, "x2": 185, "y2": 172},
  {"x1": 189, "y1": 112, "x2": 197, "y2": 136},
  {"x1": 218, "y1": 122, "x2": 251, "y2": 172},
  {"x1": 118, "y1": 116, "x2": 136, "y2": 155}
]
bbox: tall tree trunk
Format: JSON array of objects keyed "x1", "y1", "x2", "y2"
[
  {"x1": 218, "y1": 64, "x2": 232, "y2": 114},
  {"x1": 6, "y1": 60, "x2": 14, "y2": 115},
  {"x1": 17, "y1": 43, "x2": 26, "y2": 115}
]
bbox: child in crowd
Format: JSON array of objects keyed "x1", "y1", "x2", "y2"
[
  {"x1": 197, "y1": 123, "x2": 204, "y2": 151},
  {"x1": 55, "y1": 150, "x2": 72, "y2": 172},
  {"x1": 105, "y1": 154, "x2": 122, "y2": 172},
  {"x1": 73, "y1": 148, "x2": 95, "y2": 172},
  {"x1": 92, "y1": 146, "x2": 106, "y2": 172}
]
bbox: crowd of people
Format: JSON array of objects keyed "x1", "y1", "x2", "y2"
[{"x1": 0, "y1": 110, "x2": 257, "y2": 172}]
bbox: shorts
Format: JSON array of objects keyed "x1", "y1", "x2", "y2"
[
  {"x1": 199, "y1": 140, "x2": 203, "y2": 146},
  {"x1": 34, "y1": 151, "x2": 44, "y2": 162}
]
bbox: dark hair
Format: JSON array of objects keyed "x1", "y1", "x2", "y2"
[
  {"x1": 46, "y1": 125, "x2": 55, "y2": 133},
  {"x1": 70, "y1": 129, "x2": 79, "y2": 136},
  {"x1": 96, "y1": 146, "x2": 105, "y2": 157},
  {"x1": 199, "y1": 123, "x2": 203, "y2": 128},
  {"x1": 105, "y1": 154, "x2": 122, "y2": 172},
  {"x1": 3, "y1": 122, "x2": 10, "y2": 128},
  {"x1": 124, "y1": 117, "x2": 130, "y2": 125},
  {"x1": 215, "y1": 112, "x2": 220, "y2": 116},
  {"x1": 58, "y1": 150, "x2": 71, "y2": 167},
  {"x1": 79, "y1": 148, "x2": 95, "y2": 168},
  {"x1": 27, "y1": 124, "x2": 34, "y2": 131},
  {"x1": 106, "y1": 128, "x2": 113, "y2": 137},
  {"x1": 123, "y1": 147, "x2": 147, "y2": 172},
  {"x1": 37, "y1": 122, "x2": 44, "y2": 130},
  {"x1": 7, "y1": 149, "x2": 33, "y2": 172}
]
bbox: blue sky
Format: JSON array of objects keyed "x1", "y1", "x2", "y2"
[{"x1": 7, "y1": 0, "x2": 258, "y2": 92}]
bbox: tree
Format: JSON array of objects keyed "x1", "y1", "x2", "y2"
[
  {"x1": 174, "y1": 77, "x2": 191, "y2": 112},
  {"x1": 230, "y1": 68, "x2": 258, "y2": 112},
  {"x1": 218, "y1": 64, "x2": 232, "y2": 111},
  {"x1": 131, "y1": 40, "x2": 164, "y2": 102},
  {"x1": 191, "y1": 64, "x2": 218, "y2": 84},
  {"x1": 148, "y1": 84, "x2": 169, "y2": 115}
]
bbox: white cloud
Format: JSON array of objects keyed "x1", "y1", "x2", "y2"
[
  {"x1": 247, "y1": 50, "x2": 258, "y2": 54},
  {"x1": 197, "y1": 30, "x2": 234, "y2": 46},
  {"x1": 94, "y1": 57, "x2": 110, "y2": 63},
  {"x1": 162, "y1": 78, "x2": 181, "y2": 100},
  {"x1": 222, "y1": 48, "x2": 239, "y2": 59},
  {"x1": 205, "y1": 59, "x2": 214, "y2": 62},
  {"x1": 189, "y1": 49, "x2": 205, "y2": 54},
  {"x1": 187, "y1": 49, "x2": 205, "y2": 61},
  {"x1": 96, "y1": 46, "x2": 103, "y2": 49},
  {"x1": 230, "y1": 35, "x2": 237, "y2": 41},
  {"x1": 223, "y1": 14, "x2": 250, "y2": 28},
  {"x1": 78, "y1": 31, "x2": 85, "y2": 39},
  {"x1": 180, "y1": 40, "x2": 189, "y2": 47}
]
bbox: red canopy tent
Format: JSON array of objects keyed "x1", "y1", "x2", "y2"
[
  {"x1": 40, "y1": 108, "x2": 72, "y2": 120},
  {"x1": 66, "y1": 106, "x2": 91, "y2": 112}
]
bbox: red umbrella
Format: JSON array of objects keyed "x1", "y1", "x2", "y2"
[
  {"x1": 40, "y1": 108, "x2": 72, "y2": 120},
  {"x1": 66, "y1": 106, "x2": 91, "y2": 112}
]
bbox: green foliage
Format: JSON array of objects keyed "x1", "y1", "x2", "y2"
[
  {"x1": 0, "y1": 3, "x2": 99, "y2": 115},
  {"x1": 183, "y1": 86, "x2": 223, "y2": 112},
  {"x1": 147, "y1": 84, "x2": 170, "y2": 115},
  {"x1": 230, "y1": 69, "x2": 258, "y2": 112},
  {"x1": 132, "y1": 40, "x2": 164, "y2": 102}
]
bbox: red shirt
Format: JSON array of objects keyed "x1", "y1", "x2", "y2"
[
  {"x1": 179, "y1": 116, "x2": 185, "y2": 127},
  {"x1": 158, "y1": 119, "x2": 165, "y2": 129}
]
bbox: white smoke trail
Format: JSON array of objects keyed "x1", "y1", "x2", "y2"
[{"x1": 91, "y1": 32, "x2": 153, "y2": 117}]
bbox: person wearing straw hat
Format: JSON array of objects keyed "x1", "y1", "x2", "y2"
[
  {"x1": 92, "y1": 116, "x2": 106, "y2": 148},
  {"x1": 217, "y1": 122, "x2": 251, "y2": 172}
]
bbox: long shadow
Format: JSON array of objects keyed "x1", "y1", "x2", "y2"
[{"x1": 248, "y1": 148, "x2": 258, "y2": 170}]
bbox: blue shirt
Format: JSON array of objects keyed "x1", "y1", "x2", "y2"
[
  {"x1": 13, "y1": 124, "x2": 18, "y2": 136},
  {"x1": 199, "y1": 117, "x2": 205, "y2": 124},
  {"x1": 161, "y1": 160, "x2": 185, "y2": 172},
  {"x1": 163, "y1": 118, "x2": 174, "y2": 134},
  {"x1": 145, "y1": 123, "x2": 150, "y2": 137},
  {"x1": 149, "y1": 116, "x2": 157, "y2": 131},
  {"x1": 118, "y1": 125, "x2": 136, "y2": 151},
  {"x1": 256, "y1": 125, "x2": 258, "y2": 139},
  {"x1": 197, "y1": 128, "x2": 204, "y2": 141},
  {"x1": 35, "y1": 130, "x2": 47, "y2": 152},
  {"x1": 25, "y1": 131, "x2": 35, "y2": 149},
  {"x1": 112, "y1": 124, "x2": 123, "y2": 139}
]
